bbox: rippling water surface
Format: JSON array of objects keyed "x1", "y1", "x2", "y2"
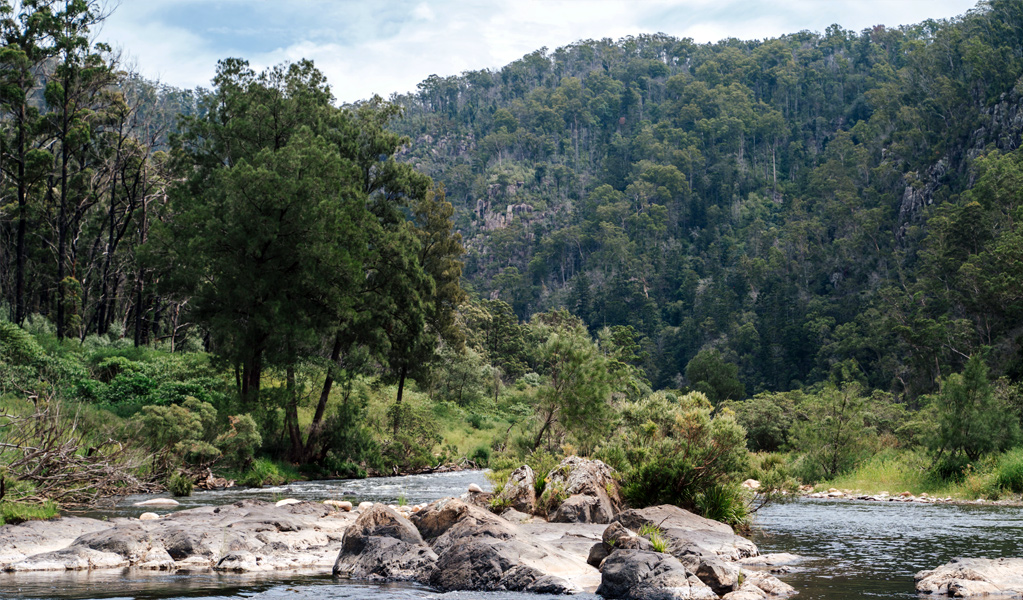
[
  {"x1": 4, "y1": 472, "x2": 1023, "y2": 600},
  {"x1": 750, "y1": 498, "x2": 1023, "y2": 599}
]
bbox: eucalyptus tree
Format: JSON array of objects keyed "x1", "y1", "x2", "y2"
[{"x1": 0, "y1": 0, "x2": 54, "y2": 324}]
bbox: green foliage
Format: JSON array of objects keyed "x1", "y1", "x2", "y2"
[
  {"x1": 686, "y1": 349, "x2": 745, "y2": 404},
  {"x1": 638, "y1": 523, "x2": 669, "y2": 553},
  {"x1": 995, "y1": 449, "x2": 1023, "y2": 494},
  {"x1": 927, "y1": 355, "x2": 1020, "y2": 480},
  {"x1": 722, "y1": 391, "x2": 801, "y2": 452},
  {"x1": 215, "y1": 414, "x2": 262, "y2": 470},
  {"x1": 790, "y1": 383, "x2": 877, "y2": 482},
  {"x1": 525, "y1": 447, "x2": 562, "y2": 496},
  {"x1": 619, "y1": 395, "x2": 750, "y2": 527},
  {"x1": 530, "y1": 313, "x2": 614, "y2": 451},
  {"x1": 238, "y1": 458, "x2": 289, "y2": 487},
  {"x1": 0, "y1": 501, "x2": 59, "y2": 526},
  {"x1": 470, "y1": 444, "x2": 491, "y2": 467},
  {"x1": 383, "y1": 399, "x2": 442, "y2": 470},
  {"x1": 167, "y1": 472, "x2": 193, "y2": 497}
]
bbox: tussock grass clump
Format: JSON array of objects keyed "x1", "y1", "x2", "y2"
[{"x1": 0, "y1": 501, "x2": 59, "y2": 526}]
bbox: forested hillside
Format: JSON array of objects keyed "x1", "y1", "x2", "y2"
[
  {"x1": 390, "y1": 0, "x2": 1023, "y2": 398},
  {"x1": 3, "y1": 0, "x2": 1023, "y2": 515}
]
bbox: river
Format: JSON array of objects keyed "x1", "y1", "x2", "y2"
[{"x1": 2, "y1": 472, "x2": 1022, "y2": 600}]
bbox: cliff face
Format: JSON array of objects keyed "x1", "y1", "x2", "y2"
[{"x1": 899, "y1": 90, "x2": 1023, "y2": 233}]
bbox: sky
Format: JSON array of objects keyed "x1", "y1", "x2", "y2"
[{"x1": 96, "y1": 0, "x2": 981, "y2": 103}]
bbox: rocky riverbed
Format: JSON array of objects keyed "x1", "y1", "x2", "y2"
[{"x1": 0, "y1": 457, "x2": 799, "y2": 600}]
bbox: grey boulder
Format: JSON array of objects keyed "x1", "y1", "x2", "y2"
[
  {"x1": 597, "y1": 549, "x2": 718, "y2": 600},
  {"x1": 332, "y1": 504, "x2": 436, "y2": 581}
]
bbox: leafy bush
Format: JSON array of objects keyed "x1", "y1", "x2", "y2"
[
  {"x1": 619, "y1": 392, "x2": 750, "y2": 527},
  {"x1": 926, "y1": 356, "x2": 1020, "y2": 480},
  {"x1": 215, "y1": 414, "x2": 261, "y2": 469},
  {"x1": 790, "y1": 383, "x2": 876, "y2": 482},
  {"x1": 470, "y1": 445, "x2": 491, "y2": 466},
  {"x1": 996, "y1": 449, "x2": 1023, "y2": 493},
  {"x1": 525, "y1": 447, "x2": 561, "y2": 496},
  {"x1": 238, "y1": 458, "x2": 288, "y2": 487},
  {"x1": 722, "y1": 391, "x2": 802, "y2": 452},
  {"x1": 323, "y1": 453, "x2": 367, "y2": 479},
  {"x1": 168, "y1": 471, "x2": 193, "y2": 497},
  {"x1": 695, "y1": 483, "x2": 748, "y2": 527},
  {"x1": 383, "y1": 400, "x2": 442, "y2": 471}
]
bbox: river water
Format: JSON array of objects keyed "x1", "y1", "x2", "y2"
[{"x1": 3, "y1": 472, "x2": 1022, "y2": 600}]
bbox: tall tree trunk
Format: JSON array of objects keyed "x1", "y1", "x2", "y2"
[
  {"x1": 392, "y1": 363, "x2": 407, "y2": 436},
  {"x1": 304, "y1": 332, "x2": 343, "y2": 459},
  {"x1": 242, "y1": 352, "x2": 262, "y2": 405},
  {"x1": 285, "y1": 365, "x2": 303, "y2": 460},
  {"x1": 14, "y1": 103, "x2": 28, "y2": 325}
]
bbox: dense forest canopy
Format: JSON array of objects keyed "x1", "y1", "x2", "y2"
[{"x1": 388, "y1": 0, "x2": 1023, "y2": 399}]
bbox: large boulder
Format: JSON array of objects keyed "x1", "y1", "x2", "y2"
[
  {"x1": 412, "y1": 498, "x2": 589, "y2": 593},
  {"x1": 695, "y1": 556, "x2": 741, "y2": 595},
  {"x1": 72, "y1": 523, "x2": 154, "y2": 563},
  {"x1": 496, "y1": 465, "x2": 537, "y2": 514},
  {"x1": 597, "y1": 549, "x2": 718, "y2": 600},
  {"x1": 332, "y1": 504, "x2": 436, "y2": 581},
  {"x1": 916, "y1": 557, "x2": 1023, "y2": 597},
  {"x1": 545, "y1": 456, "x2": 622, "y2": 524},
  {"x1": 614, "y1": 505, "x2": 758, "y2": 561}
]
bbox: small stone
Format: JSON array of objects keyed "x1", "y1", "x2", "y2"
[
  {"x1": 468, "y1": 483, "x2": 483, "y2": 493},
  {"x1": 357, "y1": 501, "x2": 373, "y2": 511},
  {"x1": 275, "y1": 498, "x2": 301, "y2": 507},
  {"x1": 138, "y1": 512, "x2": 160, "y2": 521},
  {"x1": 741, "y1": 479, "x2": 761, "y2": 490},
  {"x1": 324, "y1": 500, "x2": 353, "y2": 511},
  {"x1": 412, "y1": 505, "x2": 421, "y2": 512}
]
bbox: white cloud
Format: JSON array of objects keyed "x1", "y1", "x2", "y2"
[{"x1": 96, "y1": 0, "x2": 981, "y2": 102}]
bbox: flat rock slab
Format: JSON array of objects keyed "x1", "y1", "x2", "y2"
[
  {"x1": 614, "y1": 505, "x2": 758, "y2": 561},
  {"x1": 917, "y1": 557, "x2": 1023, "y2": 596},
  {"x1": 1, "y1": 500, "x2": 356, "y2": 574},
  {"x1": 0, "y1": 517, "x2": 113, "y2": 566}
]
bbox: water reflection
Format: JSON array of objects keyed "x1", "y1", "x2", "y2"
[{"x1": 751, "y1": 498, "x2": 1023, "y2": 599}]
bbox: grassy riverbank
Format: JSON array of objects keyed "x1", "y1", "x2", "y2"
[
  {"x1": 0, "y1": 501, "x2": 59, "y2": 526},
  {"x1": 805, "y1": 448, "x2": 1023, "y2": 502}
]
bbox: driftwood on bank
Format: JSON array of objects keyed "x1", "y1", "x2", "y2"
[{"x1": 0, "y1": 398, "x2": 159, "y2": 506}]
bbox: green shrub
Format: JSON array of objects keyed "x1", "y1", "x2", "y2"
[
  {"x1": 168, "y1": 472, "x2": 193, "y2": 497},
  {"x1": 383, "y1": 400, "x2": 442, "y2": 471},
  {"x1": 620, "y1": 400, "x2": 749, "y2": 527},
  {"x1": 525, "y1": 447, "x2": 561, "y2": 497},
  {"x1": 470, "y1": 445, "x2": 491, "y2": 467},
  {"x1": 790, "y1": 383, "x2": 876, "y2": 482},
  {"x1": 323, "y1": 452, "x2": 367, "y2": 479},
  {"x1": 926, "y1": 355, "x2": 1020, "y2": 479},
  {"x1": 215, "y1": 414, "x2": 262, "y2": 469},
  {"x1": 0, "y1": 321, "x2": 47, "y2": 366},
  {"x1": 996, "y1": 449, "x2": 1023, "y2": 493},
  {"x1": 238, "y1": 458, "x2": 288, "y2": 487},
  {"x1": 695, "y1": 483, "x2": 749, "y2": 528}
]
